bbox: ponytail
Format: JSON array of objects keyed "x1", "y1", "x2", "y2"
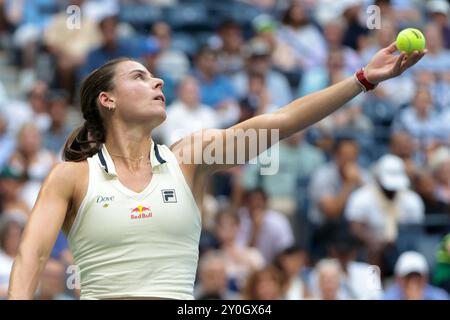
[{"x1": 62, "y1": 122, "x2": 104, "y2": 162}]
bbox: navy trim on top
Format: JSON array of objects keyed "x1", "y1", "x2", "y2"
[
  {"x1": 98, "y1": 149, "x2": 109, "y2": 173},
  {"x1": 154, "y1": 144, "x2": 166, "y2": 164}
]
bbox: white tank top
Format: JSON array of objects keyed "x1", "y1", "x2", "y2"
[{"x1": 67, "y1": 141, "x2": 202, "y2": 300}]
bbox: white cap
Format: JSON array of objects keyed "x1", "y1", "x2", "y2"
[
  {"x1": 394, "y1": 251, "x2": 429, "y2": 277},
  {"x1": 427, "y1": 0, "x2": 450, "y2": 16},
  {"x1": 375, "y1": 154, "x2": 409, "y2": 191}
]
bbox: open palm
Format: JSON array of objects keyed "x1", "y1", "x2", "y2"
[{"x1": 364, "y1": 42, "x2": 427, "y2": 84}]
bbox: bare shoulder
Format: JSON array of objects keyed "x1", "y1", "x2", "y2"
[{"x1": 44, "y1": 161, "x2": 89, "y2": 198}]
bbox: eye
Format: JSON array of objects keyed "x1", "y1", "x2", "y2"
[{"x1": 135, "y1": 74, "x2": 144, "y2": 80}]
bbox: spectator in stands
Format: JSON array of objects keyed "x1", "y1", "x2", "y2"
[
  {"x1": 242, "y1": 266, "x2": 287, "y2": 300},
  {"x1": 340, "y1": 0, "x2": 369, "y2": 51},
  {"x1": 322, "y1": 18, "x2": 362, "y2": 74},
  {"x1": 241, "y1": 131, "x2": 325, "y2": 216},
  {"x1": 346, "y1": 155, "x2": 424, "y2": 272},
  {"x1": 389, "y1": 131, "x2": 418, "y2": 179},
  {"x1": 417, "y1": 23, "x2": 450, "y2": 74},
  {"x1": 310, "y1": 258, "x2": 344, "y2": 300},
  {"x1": 276, "y1": 2, "x2": 327, "y2": 72},
  {"x1": 232, "y1": 37, "x2": 292, "y2": 108},
  {"x1": 151, "y1": 21, "x2": 189, "y2": 82},
  {"x1": 274, "y1": 245, "x2": 310, "y2": 300},
  {"x1": 308, "y1": 138, "x2": 368, "y2": 259},
  {"x1": 26, "y1": 81, "x2": 51, "y2": 132},
  {"x1": 384, "y1": 251, "x2": 450, "y2": 300},
  {"x1": 214, "y1": 211, "x2": 265, "y2": 292},
  {"x1": 0, "y1": 112, "x2": 15, "y2": 170},
  {"x1": 80, "y1": 14, "x2": 139, "y2": 79},
  {"x1": 0, "y1": 213, "x2": 26, "y2": 298},
  {"x1": 373, "y1": 0, "x2": 422, "y2": 28},
  {"x1": 0, "y1": 166, "x2": 30, "y2": 219},
  {"x1": 251, "y1": 14, "x2": 299, "y2": 90},
  {"x1": 216, "y1": 20, "x2": 245, "y2": 77},
  {"x1": 327, "y1": 231, "x2": 383, "y2": 300},
  {"x1": 3, "y1": 0, "x2": 59, "y2": 89},
  {"x1": 43, "y1": 0, "x2": 101, "y2": 102},
  {"x1": 429, "y1": 148, "x2": 450, "y2": 207},
  {"x1": 0, "y1": 81, "x2": 50, "y2": 136},
  {"x1": 8, "y1": 123, "x2": 57, "y2": 209},
  {"x1": 299, "y1": 49, "x2": 372, "y2": 133},
  {"x1": 415, "y1": 23, "x2": 450, "y2": 110},
  {"x1": 427, "y1": 1, "x2": 450, "y2": 50},
  {"x1": 42, "y1": 91, "x2": 73, "y2": 155},
  {"x1": 236, "y1": 188, "x2": 294, "y2": 264},
  {"x1": 299, "y1": 48, "x2": 350, "y2": 97},
  {"x1": 238, "y1": 71, "x2": 276, "y2": 121},
  {"x1": 391, "y1": 86, "x2": 443, "y2": 163},
  {"x1": 194, "y1": 251, "x2": 238, "y2": 300},
  {"x1": 192, "y1": 46, "x2": 240, "y2": 127},
  {"x1": 156, "y1": 76, "x2": 219, "y2": 145},
  {"x1": 35, "y1": 259, "x2": 74, "y2": 300},
  {"x1": 433, "y1": 233, "x2": 450, "y2": 294},
  {"x1": 413, "y1": 170, "x2": 449, "y2": 235}
]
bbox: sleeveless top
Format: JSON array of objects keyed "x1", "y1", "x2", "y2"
[{"x1": 67, "y1": 141, "x2": 202, "y2": 299}]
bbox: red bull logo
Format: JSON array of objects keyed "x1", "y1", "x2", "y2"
[{"x1": 130, "y1": 205, "x2": 152, "y2": 220}]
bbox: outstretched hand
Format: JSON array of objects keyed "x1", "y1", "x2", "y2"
[{"x1": 364, "y1": 42, "x2": 427, "y2": 84}]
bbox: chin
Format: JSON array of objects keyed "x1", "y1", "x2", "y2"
[{"x1": 148, "y1": 108, "x2": 167, "y2": 127}]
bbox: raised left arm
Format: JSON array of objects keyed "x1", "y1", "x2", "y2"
[{"x1": 173, "y1": 43, "x2": 425, "y2": 177}]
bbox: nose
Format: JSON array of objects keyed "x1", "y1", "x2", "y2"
[{"x1": 152, "y1": 77, "x2": 164, "y2": 90}]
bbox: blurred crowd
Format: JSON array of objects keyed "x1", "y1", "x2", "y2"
[{"x1": 0, "y1": 0, "x2": 450, "y2": 300}]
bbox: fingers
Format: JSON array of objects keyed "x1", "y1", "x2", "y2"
[
  {"x1": 400, "y1": 50, "x2": 427, "y2": 72},
  {"x1": 393, "y1": 52, "x2": 406, "y2": 75},
  {"x1": 385, "y1": 42, "x2": 398, "y2": 54}
]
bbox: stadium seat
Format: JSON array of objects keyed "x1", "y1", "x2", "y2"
[
  {"x1": 164, "y1": 3, "x2": 214, "y2": 32},
  {"x1": 119, "y1": 4, "x2": 164, "y2": 33}
]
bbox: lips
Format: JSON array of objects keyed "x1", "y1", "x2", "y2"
[{"x1": 154, "y1": 93, "x2": 165, "y2": 103}]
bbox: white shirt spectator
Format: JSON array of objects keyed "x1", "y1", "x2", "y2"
[
  {"x1": 345, "y1": 184, "x2": 425, "y2": 242},
  {"x1": 236, "y1": 208, "x2": 295, "y2": 264},
  {"x1": 308, "y1": 260, "x2": 383, "y2": 300},
  {"x1": 158, "y1": 100, "x2": 219, "y2": 146}
]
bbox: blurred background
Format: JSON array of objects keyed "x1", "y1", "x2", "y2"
[{"x1": 0, "y1": 0, "x2": 450, "y2": 300}]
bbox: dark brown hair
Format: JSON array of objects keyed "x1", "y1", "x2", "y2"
[{"x1": 63, "y1": 57, "x2": 133, "y2": 162}]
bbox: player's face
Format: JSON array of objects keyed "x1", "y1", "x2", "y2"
[{"x1": 110, "y1": 60, "x2": 166, "y2": 126}]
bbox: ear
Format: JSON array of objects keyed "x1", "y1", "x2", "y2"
[{"x1": 98, "y1": 92, "x2": 115, "y2": 110}]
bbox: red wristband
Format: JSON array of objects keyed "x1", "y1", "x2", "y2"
[{"x1": 355, "y1": 68, "x2": 377, "y2": 92}]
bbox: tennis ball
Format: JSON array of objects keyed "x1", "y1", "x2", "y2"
[{"x1": 396, "y1": 28, "x2": 426, "y2": 54}]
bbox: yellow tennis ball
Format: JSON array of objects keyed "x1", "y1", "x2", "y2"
[{"x1": 396, "y1": 28, "x2": 426, "y2": 54}]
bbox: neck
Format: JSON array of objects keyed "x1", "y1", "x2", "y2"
[{"x1": 104, "y1": 123, "x2": 153, "y2": 169}]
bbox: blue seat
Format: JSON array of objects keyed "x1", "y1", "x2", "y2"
[
  {"x1": 164, "y1": 3, "x2": 213, "y2": 31},
  {"x1": 119, "y1": 5, "x2": 164, "y2": 33},
  {"x1": 228, "y1": 2, "x2": 264, "y2": 25}
]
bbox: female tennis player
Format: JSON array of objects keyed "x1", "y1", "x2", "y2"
[{"x1": 8, "y1": 43, "x2": 425, "y2": 299}]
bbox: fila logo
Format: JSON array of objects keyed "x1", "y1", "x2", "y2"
[{"x1": 162, "y1": 189, "x2": 177, "y2": 203}]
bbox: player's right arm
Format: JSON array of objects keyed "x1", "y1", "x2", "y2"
[{"x1": 8, "y1": 162, "x2": 77, "y2": 299}]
